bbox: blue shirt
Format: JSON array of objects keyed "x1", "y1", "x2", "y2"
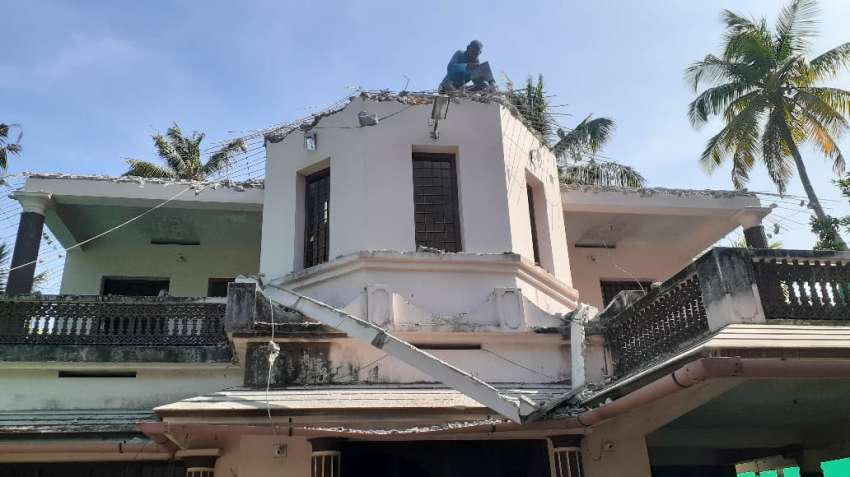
[{"x1": 443, "y1": 50, "x2": 473, "y2": 88}]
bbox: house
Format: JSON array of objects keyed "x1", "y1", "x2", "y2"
[{"x1": 1, "y1": 91, "x2": 847, "y2": 477}]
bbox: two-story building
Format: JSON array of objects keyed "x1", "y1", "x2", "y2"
[{"x1": 1, "y1": 91, "x2": 848, "y2": 477}]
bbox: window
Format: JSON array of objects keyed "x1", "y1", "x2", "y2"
[
  {"x1": 207, "y1": 278, "x2": 234, "y2": 298},
  {"x1": 527, "y1": 185, "x2": 541, "y2": 265},
  {"x1": 600, "y1": 280, "x2": 653, "y2": 307},
  {"x1": 102, "y1": 277, "x2": 170, "y2": 296},
  {"x1": 552, "y1": 447, "x2": 583, "y2": 477},
  {"x1": 311, "y1": 451, "x2": 341, "y2": 477},
  {"x1": 186, "y1": 468, "x2": 215, "y2": 477},
  {"x1": 412, "y1": 153, "x2": 461, "y2": 252},
  {"x1": 304, "y1": 169, "x2": 330, "y2": 268}
]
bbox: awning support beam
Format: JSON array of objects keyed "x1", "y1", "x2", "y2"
[{"x1": 246, "y1": 279, "x2": 535, "y2": 423}]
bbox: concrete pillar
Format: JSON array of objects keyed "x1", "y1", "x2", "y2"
[
  {"x1": 6, "y1": 192, "x2": 52, "y2": 295},
  {"x1": 733, "y1": 208, "x2": 770, "y2": 249}
]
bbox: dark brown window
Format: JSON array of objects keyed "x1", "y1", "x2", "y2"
[
  {"x1": 600, "y1": 280, "x2": 653, "y2": 307},
  {"x1": 304, "y1": 169, "x2": 330, "y2": 268},
  {"x1": 208, "y1": 278, "x2": 235, "y2": 297},
  {"x1": 527, "y1": 185, "x2": 541, "y2": 265},
  {"x1": 412, "y1": 153, "x2": 461, "y2": 252},
  {"x1": 102, "y1": 277, "x2": 170, "y2": 296}
]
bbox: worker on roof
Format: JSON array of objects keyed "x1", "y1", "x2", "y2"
[{"x1": 439, "y1": 40, "x2": 496, "y2": 93}]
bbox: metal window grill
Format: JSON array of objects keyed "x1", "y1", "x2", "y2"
[
  {"x1": 304, "y1": 169, "x2": 330, "y2": 268},
  {"x1": 311, "y1": 451, "x2": 341, "y2": 477},
  {"x1": 412, "y1": 153, "x2": 461, "y2": 252},
  {"x1": 600, "y1": 280, "x2": 653, "y2": 307},
  {"x1": 186, "y1": 468, "x2": 214, "y2": 477},
  {"x1": 552, "y1": 447, "x2": 583, "y2": 477}
]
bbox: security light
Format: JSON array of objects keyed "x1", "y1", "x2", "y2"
[
  {"x1": 431, "y1": 95, "x2": 450, "y2": 120},
  {"x1": 430, "y1": 95, "x2": 450, "y2": 140},
  {"x1": 304, "y1": 131, "x2": 317, "y2": 151}
]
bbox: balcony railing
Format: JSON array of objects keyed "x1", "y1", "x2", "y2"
[
  {"x1": 596, "y1": 248, "x2": 850, "y2": 377},
  {"x1": 0, "y1": 295, "x2": 226, "y2": 346}
]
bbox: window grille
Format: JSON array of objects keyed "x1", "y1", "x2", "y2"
[
  {"x1": 412, "y1": 153, "x2": 461, "y2": 252},
  {"x1": 552, "y1": 447, "x2": 583, "y2": 477},
  {"x1": 186, "y1": 468, "x2": 215, "y2": 477},
  {"x1": 304, "y1": 169, "x2": 331, "y2": 268},
  {"x1": 311, "y1": 451, "x2": 341, "y2": 477},
  {"x1": 600, "y1": 280, "x2": 653, "y2": 307}
]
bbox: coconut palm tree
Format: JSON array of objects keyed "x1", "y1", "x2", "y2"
[
  {"x1": 505, "y1": 75, "x2": 646, "y2": 188},
  {"x1": 0, "y1": 123, "x2": 23, "y2": 171},
  {"x1": 125, "y1": 123, "x2": 247, "y2": 180},
  {"x1": 687, "y1": 0, "x2": 850, "y2": 249},
  {"x1": 554, "y1": 115, "x2": 646, "y2": 188}
]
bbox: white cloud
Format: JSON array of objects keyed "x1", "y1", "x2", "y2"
[{"x1": 42, "y1": 35, "x2": 144, "y2": 79}]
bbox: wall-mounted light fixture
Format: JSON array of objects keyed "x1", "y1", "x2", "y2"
[
  {"x1": 358, "y1": 111, "x2": 379, "y2": 127},
  {"x1": 430, "y1": 95, "x2": 450, "y2": 140},
  {"x1": 304, "y1": 131, "x2": 317, "y2": 151}
]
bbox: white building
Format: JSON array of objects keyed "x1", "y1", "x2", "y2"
[{"x1": 2, "y1": 92, "x2": 847, "y2": 477}]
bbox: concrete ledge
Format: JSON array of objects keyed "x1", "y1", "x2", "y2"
[{"x1": 0, "y1": 344, "x2": 232, "y2": 364}]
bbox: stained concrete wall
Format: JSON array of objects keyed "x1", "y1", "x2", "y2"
[{"x1": 0, "y1": 368, "x2": 241, "y2": 411}]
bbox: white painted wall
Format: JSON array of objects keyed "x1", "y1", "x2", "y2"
[
  {"x1": 0, "y1": 368, "x2": 242, "y2": 411},
  {"x1": 260, "y1": 97, "x2": 570, "y2": 283}
]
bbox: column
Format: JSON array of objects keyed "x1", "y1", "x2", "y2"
[
  {"x1": 734, "y1": 208, "x2": 770, "y2": 249},
  {"x1": 6, "y1": 191, "x2": 52, "y2": 295}
]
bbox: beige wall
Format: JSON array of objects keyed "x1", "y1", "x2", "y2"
[{"x1": 567, "y1": 243, "x2": 694, "y2": 310}]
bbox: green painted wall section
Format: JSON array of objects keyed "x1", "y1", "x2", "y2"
[{"x1": 737, "y1": 457, "x2": 850, "y2": 477}]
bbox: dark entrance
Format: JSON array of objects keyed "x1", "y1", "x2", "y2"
[
  {"x1": 102, "y1": 277, "x2": 170, "y2": 296},
  {"x1": 0, "y1": 461, "x2": 186, "y2": 477},
  {"x1": 342, "y1": 440, "x2": 551, "y2": 477}
]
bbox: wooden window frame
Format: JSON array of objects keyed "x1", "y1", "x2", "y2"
[
  {"x1": 304, "y1": 168, "x2": 331, "y2": 268},
  {"x1": 412, "y1": 153, "x2": 462, "y2": 252}
]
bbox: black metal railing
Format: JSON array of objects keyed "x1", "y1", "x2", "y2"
[
  {"x1": 597, "y1": 248, "x2": 850, "y2": 377},
  {"x1": 0, "y1": 295, "x2": 226, "y2": 346}
]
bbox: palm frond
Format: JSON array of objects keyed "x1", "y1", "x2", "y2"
[
  {"x1": 796, "y1": 101, "x2": 846, "y2": 175},
  {"x1": 560, "y1": 161, "x2": 646, "y2": 188},
  {"x1": 202, "y1": 138, "x2": 248, "y2": 176},
  {"x1": 763, "y1": 107, "x2": 796, "y2": 194},
  {"x1": 810, "y1": 42, "x2": 850, "y2": 79},
  {"x1": 124, "y1": 159, "x2": 178, "y2": 179},
  {"x1": 798, "y1": 86, "x2": 850, "y2": 118},
  {"x1": 688, "y1": 81, "x2": 754, "y2": 126},
  {"x1": 553, "y1": 116, "x2": 615, "y2": 159},
  {"x1": 775, "y1": 0, "x2": 819, "y2": 59},
  {"x1": 152, "y1": 133, "x2": 186, "y2": 173}
]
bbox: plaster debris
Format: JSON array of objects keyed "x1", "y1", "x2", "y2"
[{"x1": 24, "y1": 172, "x2": 264, "y2": 191}]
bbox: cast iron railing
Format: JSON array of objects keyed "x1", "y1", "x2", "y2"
[
  {"x1": 598, "y1": 248, "x2": 850, "y2": 377},
  {"x1": 0, "y1": 295, "x2": 226, "y2": 346}
]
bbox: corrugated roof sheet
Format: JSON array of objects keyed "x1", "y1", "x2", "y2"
[
  {"x1": 0, "y1": 410, "x2": 158, "y2": 435},
  {"x1": 156, "y1": 383, "x2": 570, "y2": 414}
]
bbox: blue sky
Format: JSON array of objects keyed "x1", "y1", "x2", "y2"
[{"x1": 3, "y1": 0, "x2": 850, "y2": 249}]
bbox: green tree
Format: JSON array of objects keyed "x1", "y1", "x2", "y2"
[
  {"x1": 125, "y1": 123, "x2": 247, "y2": 180},
  {"x1": 0, "y1": 123, "x2": 23, "y2": 171},
  {"x1": 505, "y1": 75, "x2": 645, "y2": 188},
  {"x1": 554, "y1": 115, "x2": 646, "y2": 188},
  {"x1": 687, "y1": 0, "x2": 850, "y2": 249}
]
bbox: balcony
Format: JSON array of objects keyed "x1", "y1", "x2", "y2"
[
  {"x1": 594, "y1": 248, "x2": 850, "y2": 377},
  {"x1": 0, "y1": 295, "x2": 229, "y2": 363}
]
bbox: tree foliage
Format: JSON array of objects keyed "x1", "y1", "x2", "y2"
[
  {"x1": 505, "y1": 75, "x2": 645, "y2": 188},
  {"x1": 0, "y1": 123, "x2": 23, "y2": 171},
  {"x1": 687, "y1": 0, "x2": 850, "y2": 249},
  {"x1": 125, "y1": 123, "x2": 247, "y2": 181}
]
